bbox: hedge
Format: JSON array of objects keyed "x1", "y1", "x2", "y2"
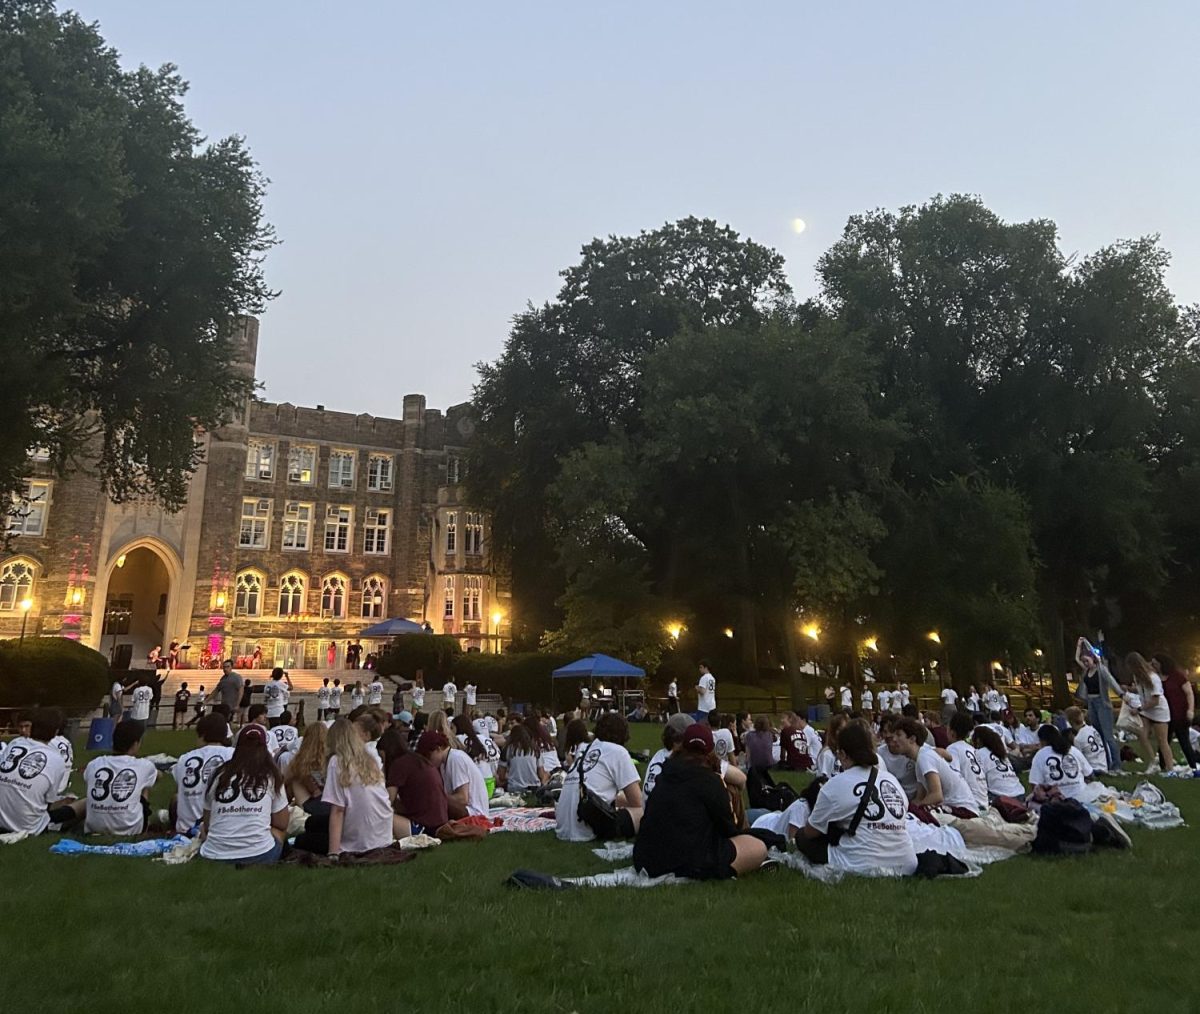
[{"x1": 0, "y1": 637, "x2": 111, "y2": 711}]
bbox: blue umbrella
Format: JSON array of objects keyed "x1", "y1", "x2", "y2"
[{"x1": 359, "y1": 617, "x2": 428, "y2": 637}]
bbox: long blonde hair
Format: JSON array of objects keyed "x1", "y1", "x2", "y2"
[
  {"x1": 1126, "y1": 652, "x2": 1154, "y2": 693},
  {"x1": 285, "y1": 722, "x2": 327, "y2": 785},
  {"x1": 327, "y1": 718, "x2": 383, "y2": 787},
  {"x1": 427, "y1": 710, "x2": 466, "y2": 751}
]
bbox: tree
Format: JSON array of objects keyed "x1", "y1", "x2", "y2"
[{"x1": 0, "y1": 1, "x2": 274, "y2": 513}]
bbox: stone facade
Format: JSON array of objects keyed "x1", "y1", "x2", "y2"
[{"x1": 0, "y1": 318, "x2": 508, "y2": 669}]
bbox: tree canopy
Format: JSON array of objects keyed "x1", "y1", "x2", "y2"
[{"x1": 0, "y1": 0, "x2": 274, "y2": 512}]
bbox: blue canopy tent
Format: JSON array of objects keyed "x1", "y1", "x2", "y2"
[
  {"x1": 552, "y1": 653, "x2": 646, "y2": 714},
  {"x1": 359, "y1": 617, "x2": 428, "y2": 637}
]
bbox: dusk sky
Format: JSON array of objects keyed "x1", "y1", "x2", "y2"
[{"x1": 74, "y1": 1, "x2": 1200, "y2": 415}]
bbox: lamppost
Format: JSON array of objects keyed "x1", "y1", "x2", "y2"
[
  {"x1": 927, "y1": 630, "x2": 944, "y2": 688},
  {"x1": 491, "y1": 609, "x2": 504, "y2": 654},
  {"x1": 18, "y1": 597, "x2": 32, "y2": 646}
]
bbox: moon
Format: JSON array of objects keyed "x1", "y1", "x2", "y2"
[{"x1": 791, "y1": 217, "x2": 807, "y2": 235}]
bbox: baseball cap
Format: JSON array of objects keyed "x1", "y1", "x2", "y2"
[
  {"x1": 239, "y1": 724, "x2": 268, "y2": 745},
  {"x1": 416, "y1": 731, "x2": 450, "y2": 756},
  {"x1": 666, "y1": 713, "x2": 692, "y2": 735},
  {"x1": 683, "y1": 723, "x2": 714, "y2": 754},
  {"x1": 397, "y1": 710, "x2": 414, "y2": 724}
]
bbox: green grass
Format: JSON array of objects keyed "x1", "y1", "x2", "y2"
[{"x1": 4, "y1": 724, "x2": 1198, "y2": 1014}]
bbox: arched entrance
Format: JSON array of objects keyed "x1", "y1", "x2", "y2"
[{"x1": 100, "y1": 545, "x2": 175, "y2": 667}]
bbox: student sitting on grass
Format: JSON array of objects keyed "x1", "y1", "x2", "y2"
[
  {"x1": 887, "y1": 718, "x2": 979, "y2": 817},
  {"x1": 0, "y1": 708, "x2": 83, "y2": 835},
  {"x1": 268, "y1": 711, "x2": 299, "y2": 760},
  {"x1": 816, "y1": 713, "x2": 849, "y2": 780},
  {"x1": 801, "y1": 720, "x2": 918, "y2": 877},
  {"x1": 555, "y1": 713, "x2": 643, "y2": 842},
  {"x1": 644, "y1": 714, "x2": 693, "y2": 797},
  {"x1": 323, "y1": 718, "x2": 398, "y2": 856},
  {"x1": 172, "y1": 714, "x2": 234, "y2": 834},
  {"x1": 1029, "y1": 724, "x2": 1093, "y2": 804},
  {"x1": 83, "y1": 719, "x2": 159, "y2": 836},
  {"x1": 387, "y1": 730, "x2": 451, "y2": 836},
  {"x1": 199, "y1": 724, "x2": 289, "y2": 865},
  {"x1": 453, "y1": 712, "x2": 498, "y2": 796},
  {"x1": 970, "y1": 724, "x2": 1026, "y2": 802},
  {"x1": 945, "y1": 712, "x2": 989, "y2": 813},
  {"x1": 497, "y1": 724, "x2": 544, "y2": 793},
  {"x1": 527, "y1": 716, "x2": 561, "y2": 778},
  {"x1": 1064, "y1": 706, "x2": 1109, "y2": 775},
  {"x1": 283, "y1": 722, "x2": 329, "y2": 810},
  {"x1": 634, "y1": 722, "x2": 767, "y2": 880}
]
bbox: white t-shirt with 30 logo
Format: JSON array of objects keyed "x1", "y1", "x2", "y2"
[
  {"x1": 0, "y1": 738, "x2": 68, "y2": 834},
  {"x1": 1030, "y1": 745, "x2": 1093, "y2": 800},
  {"x1": 200, "y1": 771, "x2": 288, "y2": 861},
  {"x1": 808, "y1": 765, "x2": 917, "y2": 876},
  {"x1": 946, "y1": 741, "x2": 989, "y2": 810},
  {"x1": 1072, "y1": 724, "x2": 1109, "y2": 773},
  {"x1": 130, "y1": 686, "x2": 153, "y2": 721},
  {"x1": 263, "y1": 680, "x2": 289, "y2": 718},
  {"x1": 172, "y1": 744, "x2": 234, "y2": 833},
  {"x1": 83, "y1": 755, "x2": 158, "y2": 835}
]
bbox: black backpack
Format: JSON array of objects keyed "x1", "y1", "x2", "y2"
[
  {"x1": 746, "y1": 766, "x2": 798, "y2": 811},
  {"x1": 1032, "y1": 798, "x2": 1093, "y2": 855}
]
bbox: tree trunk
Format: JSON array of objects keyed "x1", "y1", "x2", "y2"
[{"x1": 784, "y1": 609, "x2": 804, "y2": 711}]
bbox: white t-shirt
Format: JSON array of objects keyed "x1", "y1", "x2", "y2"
[
  {"x1": 464, "y1": 684, "x2": 477, "y2": 706},
  {"x1": 840, "y1": 686, "x2": 852, "y2": 709},
  {"x1": 946, "y1": 741, "x2": 989, "y2": 810},
  {"x1": 643, "y1": 747, "x2": 671, "y2": 796},
  {"x1": 538, "y1": 747, "x2": 561, "y2": 775},
  {"x1": 1015, "y1": 725, "x2": 1040, "y2": 748},
  {"x1": 411, "y1": 686, "x2": 425, "y2": 709},
  {"x1": 460, "y1": 733, "x2": 501, "y2": 780},
  {"x1": 712, "y1": 729, "x2": 736, "y2": 762},
  {"x1": 485, "y1": 715, "x2": 499, "y2": 734},
  {"x1": 130, "y1": 686, "x2": 153, "y2": 721},
  {"x1": 890, "y1": 693, "x2": 903, "y2": 713},
  {"x1": 367, "y1": 680, "x2": 384, "y2": 705},
  {"x1": 808, "y1": 766, "x2": 917, "y2": 876},
  {"x1": 329, "y1": 685, "x2": 344, "y2": 709},
  {"x1": 442, "y1": 748, "x2": 489, "y2": 817},
  {"x1": 317, "y1": 685, "x2": 331, "y2": 708},
  {"x1": 546, "y1": 716, "x2": 558, "y2": 737},
  {"x1": 904, "y1": 811, "x2": 967, "y2": 859},
  {"x1": 200, "y1": 773, "x2": 288, "y2": 861},
  {"x1": 442, "y1": 682, "x2": 458, "y2": 704},
  {"x1": 555, "y1": 740, "x2": 639, "y2": 842},
  {"x1": 976, "y1": 746, "x2": 1024, "y2": 798},
  {"x1": 696, "y1": 674, "x2": 717, "y2": 713},
  {"x1": 502, "y1": 750, "x2": 542, "y2": 793},
  {"x1": 83, "y1": 755, "x2": 158, "y2": 835},
  {"x1": 667, "y1": 681, "x2": 678, "y2": 698},
  {"x1": 1072, "y1": 724, "x2": 1109, "y2": 773},
  {"x1": 1140, "y1": 675, "x2": 1171, "y2": 723},
  {"x1": 263, "y1": 679, "x2": 289, "y2": 718},
  {"x1": 878, "y1": 746, "x2": 918, "y2": 798},
  {"x1": 940, "y1": 688, "x2": 958, "y2": 706},
  {"x1": 751, "y1": 797, "x2": 810, "y2": 838},
  {"x1": 111, "y1": 681, "x2": 123, "y2": 704},
  {"x1": 861, "y1": 689, "x2": 874, "y2": 709},
  {"x1": 323, "y1": 756, "x2": 394, "y2": 853},
  {"x1": 899, "y1": 688, "x2": 911, "y2": 707},
  {"x1": 966, "y1": 692, "x2": 980, "y2": 711},
  {"x1": 49, "y1": 734, "x2": 74, "y2": 796},
  {"x1": 172, "y1": 744, "x2": 234, "y2": 833},
  {"x1": 915, "y1": 746, "x2": 978, "y2": 814},
  {"x1": 816, "y1": 747, "x2": 840, "y2": 780},
  {"x1": 350, "y1": 688, "x2": 365, "y2": 709},
  {"x1": 983, "y1": 689, "x2": 1002, "y2": 713},
  {"x1": 0, "y1": 737, "x2": 68, "y2": 834},
  {"x1": 1030, "y1": 745, "x2": 1093, "y2": 800},
  {"x1": 878, "y1": 690, "x2": 891, "y2": 711},
  {"x1": 268, "y1": 725, "x2": 299, "y2": 758}
]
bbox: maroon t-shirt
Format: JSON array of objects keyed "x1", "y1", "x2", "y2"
[
  {"x1": 386, "y1": 753, "x2": 449, "y2": 830},
  {"x1": 1160, "y1": 671, "x2": 1190, "y2": 719},
  {"x1": 779, "y1": 725, "x2": 813, "y2": 770}
]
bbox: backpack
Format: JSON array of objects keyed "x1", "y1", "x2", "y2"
[
  {"x1": 1032, "y1": 798, "x2": 1093, "y2": 855},
  {"x1": 746, "y1": 767, "x2": 798, "y2": 811}
]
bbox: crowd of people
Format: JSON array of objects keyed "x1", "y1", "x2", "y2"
[{"x1": 0, "y1": 637, "x2": 1192, "y2": 879}]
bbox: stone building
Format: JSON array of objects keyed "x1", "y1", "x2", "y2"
[{"x1": 0, "y1": 318, "x2": 508, "y2": 670}]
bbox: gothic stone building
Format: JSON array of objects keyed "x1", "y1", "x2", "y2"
[{"x1": 0, "y1": 319, "x2": 507, "y2": 670}]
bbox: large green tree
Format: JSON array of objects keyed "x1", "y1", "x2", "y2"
[{"x1": 0, "y1": 0, "x2": 274, "y2": 512}]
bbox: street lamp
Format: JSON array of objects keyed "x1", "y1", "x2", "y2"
[
  {"x1": 863, "y1": 637, "x2": 878, "y2": 653},
  {"x1": 491, "y1": 609, "x2": 504, "y2": 654},
  {"x1": 927, "y1": 630, "x2": 941, "y2": 645},
  {"x1": 666, "y1": 622, "x2": 684, "y2": 642},
  {"x1": 927, "y1": 631, "x2": 944, "y2": 687},
  {"x1": 18, "y1": 597, "x2": 32, "y2": 646},
  {"x1": 723, "y1": 627, "x2": 734, "y2": 639},
  {"x1": 802, "y1": 623, "x2": 820, "y2": 642}
]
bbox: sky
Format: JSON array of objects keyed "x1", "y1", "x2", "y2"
[{"x1": 71, "y1": 1, "x2": 1200, "y2": 415}]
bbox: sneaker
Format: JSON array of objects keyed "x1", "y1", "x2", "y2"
[{"x1": 1091, "y1": 811, "x2": 1132, "y2": 850}]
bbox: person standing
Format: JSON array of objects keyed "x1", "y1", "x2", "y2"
[
  {"x1": 109, "y1": 677, "x2": 126, "y2": 721},
  {"x1": 317, "y1": 678, "x2": 331, "y2": 721},
  {"x1": 861, "y1": 686, "x2": 874, "y2": 716},
  {"x1": 464, "y1": 682, "x2": 478, "y2": 710},
  {"x1": 442, "y1": 678, "x2": 458, "y2": 715},
  {"x1": 349, "y1": 681, "x2": 365, "y2": 712},
  {"x1": 839, "y1": 684, "x2": 852, "y2": 712},
  {"x1": 129, "y1": 681, "x2": 153, "y2": 733},
  {"x1": 1153, "y1": 653, "x2": 1200, "y2": 772},
  {"x1": 327, "y1": 641, "x2": 337, "y2": 669},
  {"x1": 328, "y1": 678, "x2": 344, "y2": 719},
  {"x1": 939, "y1": 685, "x2": 959, "y2": 724},
  {"x1": 172, "y1": 683, "x2": 192, "y2": 730},
  {"x1": 1128, "y1": 652, "x2": 1174, "y2": 773},
  {"x1": 1072, "y1": 638, "x2": 1123, "y2": 774},
  {"x1": 186, "y1": 685, "x2": 207, "y2": 728},
  {"x1": 215, "y1": 660, "x2": 243, "y2": 718},
  {"x1": 168, "y1": 640, "x2": 180, "y2": 670},
  {"x1": 367, "y1": 675, "x2": 384, "y2": 707},
  {"x1": 263, "y1": 668, "x2": 293, "y2": 728},
  {"x1": 667, "y1": 678, "x2": 679, "y2": 715},
  {"x1": 695, "y1": 662, "x2": 717, "y2": 717},
  {"x1": 411, "y1": 676, "x2": 426, "y2": 713}
]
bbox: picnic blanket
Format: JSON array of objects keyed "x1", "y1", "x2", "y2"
[
  {"x1": 51, "y1": 835, "x2": 188, "y2": 858},
  {"x1": 1079, "y1": 780, "x2": 1185, "y2": 830},
  {"x1": 488, "y1": 807, "x2": 556, "y2": 833},
  {"x1": 278, "y1": 843, "x2": 417, "y2": 868}
]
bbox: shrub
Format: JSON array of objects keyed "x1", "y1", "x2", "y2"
[
  {"x1": 453, "y1": 652, "x2": 579, "y2": 708},
  {"x1": 0, "y1": 637, "x2": 111, "y2": 711},
  {"x1": 374, "y1": 634, "x2": 462, "y2": 681}
]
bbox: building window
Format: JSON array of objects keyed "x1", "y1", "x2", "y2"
[
  {"x1": 447, "y1": 456, "x2": 463, "y2": 484},
  {"x1": 445, "y1": 511, "x2": 457, "y2": 554},
  {"x1": 329, "y1": 450, "x2": 355, "y2": 489},
  {"x1": 443, "y1": 576, "x2": 455, "y2": 620},
  {"x1": 320, "y1": 574, "x2": 347, "y2": 618},
  {"x1": 463, "y1": 575, "x2": 482, "y2": 621},
  {"x1": 245, "y1": 440, "x2": 275, "y2": 481},
  {"x1": 324, "y1": 506, "x2": 352, "y2": 553},
  {"x1": 239, "y1": 498, "x2": 271, "y2": 549},
  {"x1": 465, "y1": 512, "x2": 483, "y2": 555},
  {"x1": 287, "y1": 445, "x2": 317, "y2": 485},
  {"x1": 361, "y1": 575, "x2": 386, "y2": 619},
  {"x1": 0, "y1": 560, "x2": 35, "y2": 611},
  {"x1": 367, "y1": 454, "x2": 393, "y2": 492},
  {"x1": 282, "y1": 501, "x2": 313, "y2": 551},
  {"x1": 234, "y1": 571, "x2": 263, "y2": 617},
  {"x1": 364, "y1": 508, "x2": 390, "y2": 555},
  {"x1": 8, "y1": 480, "x2": 50, "y2": 537},
  {"x1": 278, "y1": 572, "x2": 306, "y2": 615}
]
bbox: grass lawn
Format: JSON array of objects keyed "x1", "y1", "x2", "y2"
[{"x1": 3, "y1": 723, "x2": 1197, "y2": 1014}]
